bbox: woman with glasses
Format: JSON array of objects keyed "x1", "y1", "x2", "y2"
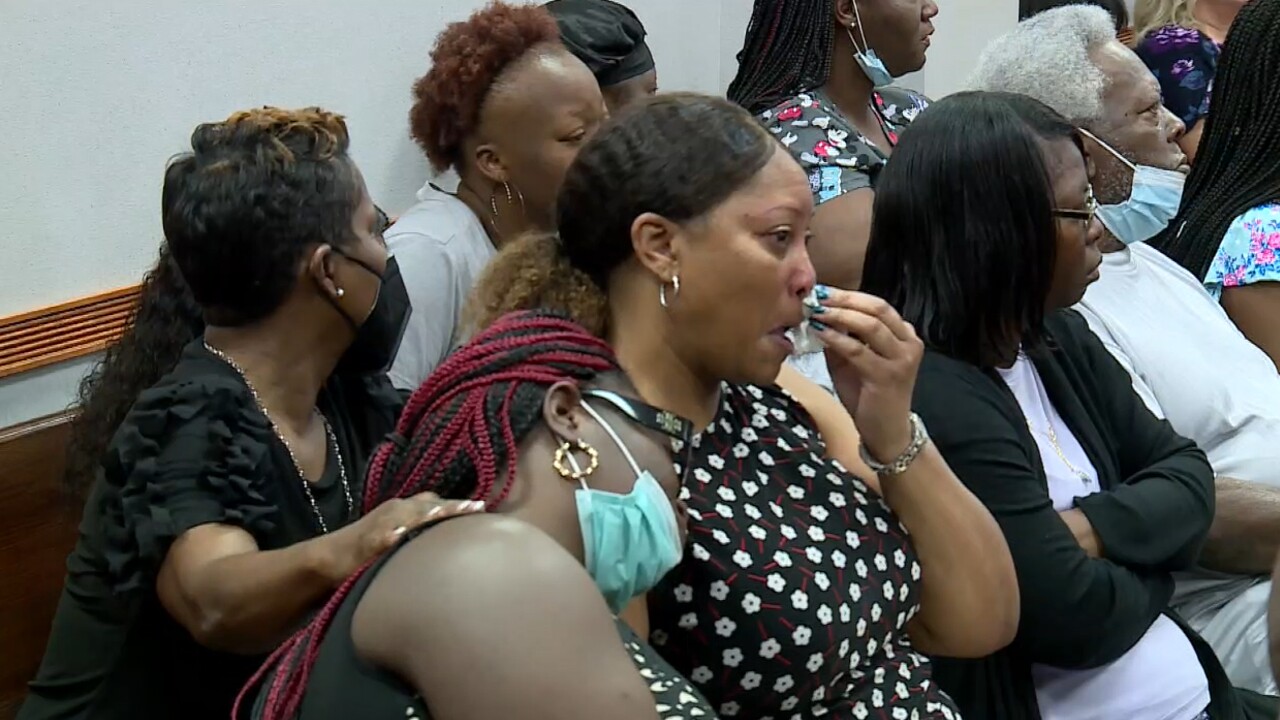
[
  {"x1": 861, "y1": 91, "x2": 1250, "y2": 719},
  {"x1": 245, "y1": 311, "x2": 716, "y2": 720}
]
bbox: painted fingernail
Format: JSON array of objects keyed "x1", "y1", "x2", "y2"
[
  {"x1": 814, "y1": 285, "x2": 831, "y2": 301},
  {"x1": 466, "y1": 500, "x2": 486, "y2": 511},
  {"x1": 809, "y1": 320, "x2": 829, "y2": 331},
  {"x1": 426, "y1": 506, "x2": 442, "y2": 518},
  {"x1": 810, "y1": 305, "x2": 827, "y2": 314},
  {"x1": 391, "y1": 525, "x2": 408, "y2": 536}
]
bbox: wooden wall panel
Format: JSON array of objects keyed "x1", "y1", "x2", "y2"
[
  {"x1": 0, "y1": 286, "x2": 141, "y2": 380},
  {"x1": 0, "y1": 412, "x2": 80, "y2": 718}
]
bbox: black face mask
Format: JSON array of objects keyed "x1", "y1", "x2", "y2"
[{"x1": 328, "y1": 252, "x2": 412, "y2": 376}]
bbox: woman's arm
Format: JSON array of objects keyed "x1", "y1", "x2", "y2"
[
  {"x1": 157, "y1": 494, "x2": 479, "y2": 654},
  {"x1": 808, "y1": 189, "x2": 875, "y2": 291},
  {"x1": 353, "y1": 515, "x2": 662, "y2": 720},
  {"x1": 792, "y1": 291, "x2": 1019, "y2": 658},
  {"x1": 1061, "y1": 312, "x2": 1215, "y2": 570},
  {"x1": 1222, "y1": 283, "x2": 1280, "y2": 373},
  {"x1": 914, "y1": 363, "x2": 1174, "y2": 669}
]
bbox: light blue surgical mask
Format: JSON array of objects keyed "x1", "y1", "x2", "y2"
[
  {"x1": 847, "y1": 1, "x2": 894, "y2": 87},
  {"x1": 1079, "y1": 128, "x2": 1186, "y2": 246},
  {"x1": 571, "y1": 400, "x2": 684, "y2": 614}
]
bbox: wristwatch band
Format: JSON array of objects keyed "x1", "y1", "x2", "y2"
[{"x1": 858, "y1": 413, "x2": 930, "y2": 477}]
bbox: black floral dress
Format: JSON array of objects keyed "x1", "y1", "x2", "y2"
[{"x1": 649, "y1": 383, "x2": 958, "y2": 719}]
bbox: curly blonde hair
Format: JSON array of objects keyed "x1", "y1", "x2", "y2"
[{"x1": 1135, "y1": 0, "x2": 1199, "y2": 39}]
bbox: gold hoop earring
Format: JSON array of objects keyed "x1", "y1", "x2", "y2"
[{"x1": 553, "y1": 439, "x2": 599, "y2": 480}]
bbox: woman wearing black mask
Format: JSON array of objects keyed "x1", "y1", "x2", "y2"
[{"x1": 19, "y1": 107, "x2": 479, "y2": 720}]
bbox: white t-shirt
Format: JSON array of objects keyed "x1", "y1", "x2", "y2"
[
  {"x1": 1075, "y1": 243, "x2": 1280, "y2": 618},
  {"x1": 997, "y1": 355, "x2": 1210, "y2": 720},
  {"x1": 386, "y1": 183, "x2": 495, "y2": 391}
]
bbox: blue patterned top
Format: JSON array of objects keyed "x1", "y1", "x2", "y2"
[
  {"x1": 1135, "y1": 24, "x2": 1220, "y2": 128},
  {"x1": 1205, "y1": 203, "x2": 1280, "y2": 299}
]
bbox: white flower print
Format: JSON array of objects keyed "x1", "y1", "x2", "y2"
[
  {"x1": 758, "y1": 450, "x2": 775, "y2": 465},
  {"x1": 811, "y1": 504, "x2": 830, "y2": 522},
  {"x1": 741, "y1": 672, "x2": 763, "y2": 690},
  {"x1": 749, "y1": 524, "x2": 768, "y2": 541},
  {"x1": 722, "y1": 648, "x2": 744, "y2": 668},
  {"x1": 773, "y1": 550, "x2": 793, "y2": 568},
  {"x1": 743, "y1": 499, "x2": 762, "y2": 517},
  {"x1": 782, "y1": 697, "x2": 801, "y2": 712},
  {"x1": 693, "y1": 468, "x2": 713, "y2": 484},
  {"x1": 733, "y1": 443, "x2": 750, "y2": 459},
  {"x1": 874, "y1": 553, "x2": 888, "y2": 572},
  {"x1": 715, "y1": 617, "x2": 737, "y2": 637},
  {"x1": 817, "y1": 604, "x2": 834, "y2": 625},
  {"x1": 708, "y1": 454, "x2": 725, "y2": 470},
  {"x1": 893, "y1": 548, "x2": 906, "y2": 568},
  {"x1": 839, "y1": 603, "x2": 852, "y2": 622},
  {"x1": 692, "y1": 543, "x2": 711, "y2": 561},
  {"x1": 854, "y1": 558, "x2": 869, "y2": 578},
  {"x1": 732, "y1": 550, "x2": 753, "y2": 568},
  {"x1": 807, "y1": 524, "x2": 826, "y2": 543},
  {"x1": 679, "y1": 612, "x2": 698, "y2": 629},
  {"x1": 740, "y1": 427, "x2": 758, "y2": 443},
  {"x1": 780, "y1": 524, "x2": 798, "y2": 540},
  {"x1": 829, "y1": 491, "x2": 848, "y2": 508},
  {"x1": 709, "y1": 580, "x2": 730, "y2": 601},
  {"x1": 832, "y1": 549, "x2": 848, "y2": 569},
  {"x1": 799, "y1": 463, "x2": 817, "y2": 478},
  {"x1": 846, "y1": 529, "x2": 862, "y2": 549},
  {"x1": 882, "y1": 579, "x2": 896, "y2": 600},
  {"x1": 715, "y1": 504, "x2": 734, "y2": 520},
  {"x1": 774, "y1": 674, "x2": 795, "y2": 693},
  {"x1": 786, "y1": 485, "x2": 806, "y2": 500},
  {"x1": 720, "y1": 701, "x2": 741, "y2": 717},
  {"x1": 767, "y1": 572, "x2": 787, "y2": 592},
  {"x1": 806, "y1": 653, "x2": 825, "y2": 672},
  {"x1": 793, "y1": 625, "x2": 812, "y2": 645},
  {"x1": 742, "y1": 592, "x2": 762, "y2": 614},
  {"x1": 815, "y1": 572, "x2": 832, "y2": 592},
  {"x1": 674, "y1": 584, "x2": 694, "y2": 602},
  {"x1": 790, "y1": 590, "x2": 810, "y2": 611},
  {"x1": 805, "y1": 546, "x2": 824, "y2": 564},
  {"x1": 874, "y1": 517, "x2": 889, "y2": 533},
  {"x1": 872, "y1": 689, "x2": 885, "y2": 708},
  {"x1": 691, "y1": 666, "x2": 713, "y2": 683},
  {"x1": 752, "y1": 412, "x2": 771, "y2": 429},
  {"x1": 758, "y1": 637, "x2": 783, "y2": 660},
  {"x1": 871, "y1": 602, "x2": 883, "y2": 622}
]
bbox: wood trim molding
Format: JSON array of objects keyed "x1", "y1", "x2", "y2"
[{"x1": 0, "y1": 286, "x2": 141, "y2": 380}]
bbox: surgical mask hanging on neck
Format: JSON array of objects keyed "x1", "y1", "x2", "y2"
[
  {"x1": 1079, "y1": 128, "x2": 1186, "y2": 246},
  {"x1": 571, "y1": 401, "x2": 684, "y2": 614},
  {"x1": 847, "y1": 1, "x2": 894, "y2": 87}
]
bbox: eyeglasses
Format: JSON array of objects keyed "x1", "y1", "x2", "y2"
[
  {"x1": 1052, "y1": 184, "x2": 1097, "y2": 227},
  {"x1": 581, "y1": 388, "x2": 695, "y2": 485}
]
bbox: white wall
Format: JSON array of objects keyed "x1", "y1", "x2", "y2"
[{"x1": 0, "y1": 0, "x2": 1014, "y2": 428}]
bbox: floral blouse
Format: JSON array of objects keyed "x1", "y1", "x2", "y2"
[
  {"x1": 1205, "y1": 203, "x2": 1280, "y2": 299},
  {"x1": 1135, "y1": 24, "x2": 1220, "y2": 129},
  {"x1": 758, "y1": 86, "x2": 929, "y2": 207}
]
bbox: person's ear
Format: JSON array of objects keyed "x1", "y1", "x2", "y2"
[
  {"x1": 474, "y1": 142, "x2": 509, "y2": 186},
  {"x1": 307, "y1": 244, "x2": 343, "y2": 302},
  {"x1": 833, "y1": 0, "x2": 856, "y2": 29},
  {"x1": 630, "y1": 212, "x2": 683, "y2": 289},
  {"x1": 542, "y1": 380, "x2": 586, "y2": 440}
]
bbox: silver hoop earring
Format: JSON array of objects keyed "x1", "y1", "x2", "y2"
[{"x1": 659, "y1": 275, "x2": 680, "y2": 309}]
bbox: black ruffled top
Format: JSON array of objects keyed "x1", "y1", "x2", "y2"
[{"x1": 18, "y1": 340, "x2": 402, "y2": 720}]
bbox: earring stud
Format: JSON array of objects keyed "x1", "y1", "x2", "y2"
[{"x1": 336, "y1": 288, "x2": 345, "y2": 298}]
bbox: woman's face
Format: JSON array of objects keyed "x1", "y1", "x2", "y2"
[
  {"x1": 326, "y1": 171, "x2": 390, "y2": 326},
  {"x1": 480, "y1": 48, "x2": 607, "y2": 231},
  {"x1": 667, "y1": 149, "x2": 817, "y2": 387},
  {"x1": 602, "y1": 69, "x2": 658, "y2": 114},
  {"x1": 849, "y1": 0, "x2": 939, "y2": 76},
  {"x1": 1044, "y1": 138, "x2": 1104, "y2": 310}
]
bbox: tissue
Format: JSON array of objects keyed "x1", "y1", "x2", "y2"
[{"x1": 786, "y1": 288, "x2": 826, "y2": 355}]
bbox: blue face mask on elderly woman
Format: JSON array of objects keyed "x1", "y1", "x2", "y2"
[
  {"x1": 566, "y1": 400, "x2": 684, "y2": 614},
  {"x1": 1079, "y1": 128, "x2": 1186, "y2": 246}
]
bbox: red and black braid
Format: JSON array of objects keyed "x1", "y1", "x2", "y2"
[
  {"x1": 727, "y1": 0, "x2": 837, "y2": 115},
  {"x1": 237, "y1": 310, "x2": 620, "y2": 720}
]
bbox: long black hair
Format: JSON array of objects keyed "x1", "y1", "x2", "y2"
[
  {"x1": 63, "y1": 245, "x2": 204, "y2": 497},
  {"x1": 728, "y1": 0, "x2": 836, "y2": 115},
  {"x1": 1153, "y1": 0, "x2": 1280, "y2": 281},
  {"x1": 861, "y1": 91, "x2": 1083, "y2": 366}
]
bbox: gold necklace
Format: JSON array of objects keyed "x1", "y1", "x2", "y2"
[
  {"x1": 1025, "y1": 417, "x2": 1094, "y2": 485},
  {"x1": 203, "y1": 342, "x2": 353, "y2": 533}
]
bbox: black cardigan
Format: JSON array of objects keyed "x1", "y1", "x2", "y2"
[{"x1": 913, "y1": 310, "x2": 1259, "y2": 719}]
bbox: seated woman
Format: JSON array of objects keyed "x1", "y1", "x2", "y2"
[
  {"x1": 242, "y1": 311, "x2": 715, "y2": 720},
  {"x1": 861, "y1": 90, "x2": 1260, "y2": 719},
  {"x1": 546, "y1": 0, "x2": 658, "y2": 112},
  {"x1": 387, "y1": 1, "x2": 606, "y2": 389},
  {"x1": 469, "y1": 92, "x2": 1020, "y2": 719},
  {"x1": 19, "y1": 107, "x2": 475, "y2": 720},
  {"x1": 728, "y1": 0, "x2": 935, "y2": 391},
  {"x1": 1154, "y1": 0, "x2": 1280, "y2": 372}
]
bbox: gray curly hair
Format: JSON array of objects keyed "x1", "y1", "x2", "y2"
[{"x1": 966, "y1": 5, "x2": 1116, "y2": 124}]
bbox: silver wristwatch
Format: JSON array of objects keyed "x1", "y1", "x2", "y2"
[{"x1": 858, "y1": 413, "x2": 930, "y2": 476}]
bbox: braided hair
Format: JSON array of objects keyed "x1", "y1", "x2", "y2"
[
  {"x1": 728, "y1": 0, "x2": 836, "y2": 115},
  {"x1": 239, "y1": 310, "x2": 620, "y2": 720},
  {"x1": 1153, "y1": 0, "x2": 1280, "y2": 280}
]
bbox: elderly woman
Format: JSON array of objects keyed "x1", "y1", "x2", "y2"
[
  {"x1": 19, "y1": 107, "x2": 475, "y2": 720},
  {"x1": 546, "y1": 0, "x2": 657, "y2": 112},
  {"x1": 386, "y1": 2, "x2": 605, "y2": 390},
  {"x1": 1133, "y1": 0, "x2": 1247, "y2": 162},
  {"x1": 1019, "y1": 0, "x2": 1133, "y2": 41},
  {"x1": 468, "y1": 92, "x2": 1020, "y2": 719},
  {"x1": 862, "y1": 89, "x2": 1271, "y2": 719}
]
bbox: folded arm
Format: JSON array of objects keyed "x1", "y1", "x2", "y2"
[{"x1": 1200, "y1": 477, "x2": 1280, "y2": 575}]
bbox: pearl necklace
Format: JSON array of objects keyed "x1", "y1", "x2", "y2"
[{"x1": 203, "y1": 342, "x2": 353, "y2": 533}]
